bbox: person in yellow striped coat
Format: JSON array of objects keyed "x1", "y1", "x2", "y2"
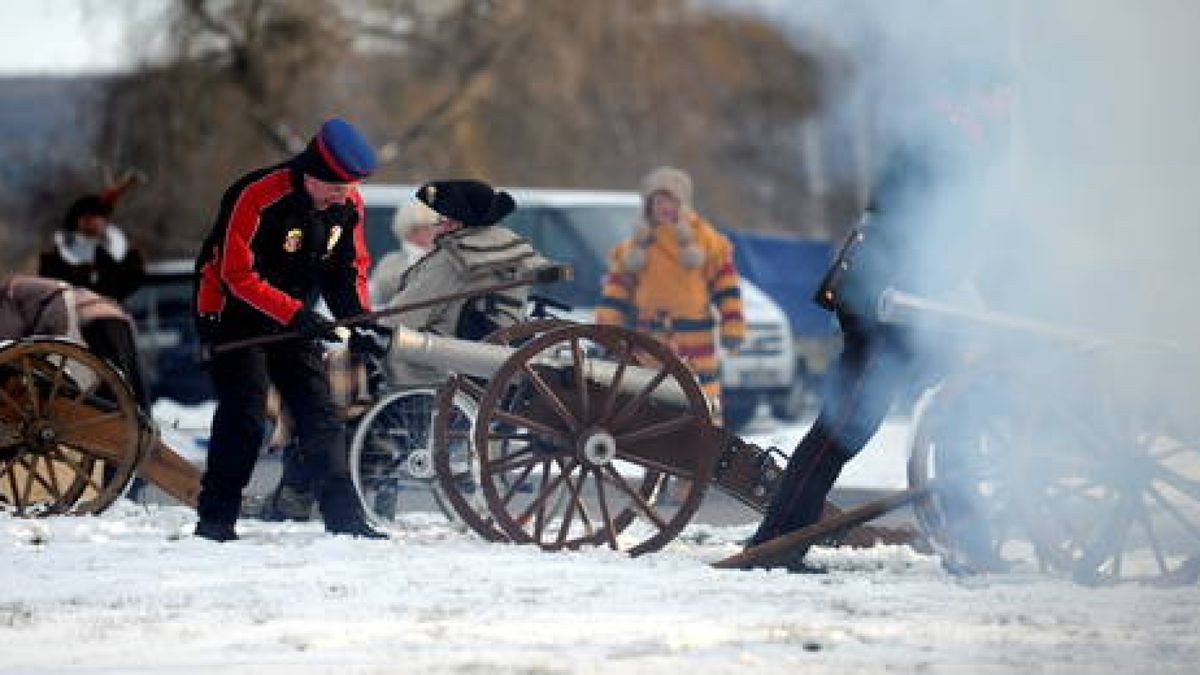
[{"x1": 596, "y1": 166, "x2": 745, "y2": 425}]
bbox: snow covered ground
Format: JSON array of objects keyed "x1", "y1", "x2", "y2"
[{"x1": 2, "y1": 407, "x2": 1197, "y2": 673}]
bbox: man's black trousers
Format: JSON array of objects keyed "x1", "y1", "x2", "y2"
[{"x1": 197, "y1": 339, "x2": 344, "y2": 525}]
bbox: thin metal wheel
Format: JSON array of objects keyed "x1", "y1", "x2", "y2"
[
  {"x1": 475, "y1": 324, "x2": 715, "y2": 556},
  {"x1": 0, "y1": 338, "x2": 143, "y2": 516},
  {"x1": 349, "y1": 385, "x2": 477, "y2": 528}
]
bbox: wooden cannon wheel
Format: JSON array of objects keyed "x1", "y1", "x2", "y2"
[
  {"x1": 908, "y1": 345, "x2": 1200, "y2": 585},
  {"x1": 433, "y1": 319, "x2": 572, "y2": 541},
  {"x1": 473, "y1": 324, "x2": 716, "y2": 556},
  {"x1": 0, "y1": 338, "x2": 144, "y2": 516}
]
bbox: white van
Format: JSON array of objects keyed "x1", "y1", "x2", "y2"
[{"x1": 359, "y1": 184, "x2": 796, "y2": 429}]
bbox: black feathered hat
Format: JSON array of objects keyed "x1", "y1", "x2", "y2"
[
  {"x1": 62, "y1": 194, "x2": 113, "y2": 232},
  {"x1": 416, "y1": 179, "x2": 515, "y2": 228}
]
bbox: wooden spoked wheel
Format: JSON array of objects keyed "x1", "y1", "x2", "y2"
[
  {"x1": 474, "y1": 324, "x2": 715, "y2": 556},
  {"x1": 433, "y1": 319, "x2": 571, "y2": 541},
  {"x1": 0, "y1": 338, "x2": 143, "y2": 516},
  {"x1": 909, "y1": 345, "x2": 1200, "y2": 585},
  {"x1": 1025, "y1": 344, "x2": 1200, "y2": 585},
  {"x1": 908, "y1": 361, "x2": 1047, "y2": 574}
]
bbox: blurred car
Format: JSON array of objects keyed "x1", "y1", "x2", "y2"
[
  {"x1": 124, "y1": 258, "x2": 213, "y2": 404},
  {"x1": 359, "y1": 184, "x2": 798, "y2": 429}
]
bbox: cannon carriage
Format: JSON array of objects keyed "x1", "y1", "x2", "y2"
[{"x1": 5, "y1": 285, "x2": 1197, "y2": 586}]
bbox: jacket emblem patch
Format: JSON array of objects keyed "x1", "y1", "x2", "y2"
[{"x1": 283, "y1": 228, "x2": 303, "y2": 253}]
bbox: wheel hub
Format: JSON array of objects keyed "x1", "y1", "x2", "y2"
[
  {"x1": 578, "y1": 428, "x2": 617, "y2": 467},
  {"x1": 404, "y1": 448, "x2": 435, "y2": 480},
  {"x1": 24, "y1": 420, "x2": 58, "y2": 455}
]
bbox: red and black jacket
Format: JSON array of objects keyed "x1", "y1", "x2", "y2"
[{"x1": 193, "y1": 162, "x2": 372, "y2": 343}]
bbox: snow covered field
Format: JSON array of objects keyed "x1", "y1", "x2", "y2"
[{"x1": 2, "y1": 410, "x2": 1197, "y2": 673}]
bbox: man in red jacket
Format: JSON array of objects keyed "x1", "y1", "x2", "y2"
[{"x1": 192, "y1": 117, "x2": 388, "y2": 542}]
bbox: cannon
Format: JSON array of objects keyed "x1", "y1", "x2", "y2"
[
  {"x1": 854, "y1": 289, "x2": 1199, "y2": 585},
  {"x1": 1, "y1": 319, "x2": 789, "y2": 557}
]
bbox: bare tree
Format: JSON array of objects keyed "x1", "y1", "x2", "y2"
[{"x1": 84, "y1": 0, "x2": 834, "y2": 259}]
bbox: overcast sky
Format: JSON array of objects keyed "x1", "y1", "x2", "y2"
[{"x1": 0, "y1": 0, "x2": 164, "y2": 75}]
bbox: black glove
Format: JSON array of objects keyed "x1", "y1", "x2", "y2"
[
  {"x1": 349, "y1": 322, "x2": 393, "y2": 359},
  {"x1": 350, "y1": 323, "x2": 393, "y2": 397},
  {"x1": 289, "y1": 306, "x2": 339, "y2": 341}
]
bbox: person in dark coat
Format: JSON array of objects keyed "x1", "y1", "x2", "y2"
[
  {"x1": 191, "y1": 116, "x2": 388, "y2": 542},
  {"x1": 743, "y1": 80, "x2": 1011, "y2": 570},
  {"x1": 39, "y1": 191, "x2": 146, "y2": 303}
]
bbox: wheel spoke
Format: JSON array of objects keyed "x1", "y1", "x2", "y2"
[
  {"x1": 1133, "y1": 495, "x2": 1170, "y2": 576},
  {"x1": 520, "y1": 363, "x2": 580, "y2": 434},
  {"x1": 57, "y1": 410, "x2": 128, "y2": 437},
  {"x1": 484, "y1": 447, "x2": 541, "y2": 478},
  {"x1": 601, "y1": 464, "x2": 668, "y2": 531},
  {"x1": 17, "y1": 455, "x2": 62, "y2": 501},
  {"x1": 598, "y1": 338, "x2": 631, "y2": 420},
  {"x1": 588, "y1": 467, "x2": 619, "y2": 549},
  {"x1": 570, "y1": 338, "x2": 590, "y2": 425},
  {"x1": 516, "y1": 458, "x2": 577, "y2": 532},
  {"x1": 4, "y1": 460, "x2": 24, "y2": 513},
  {"x1": 490, "y1": 408, "x2": 572, "y2": 447},
  {"x1": 19, "y1": 356, "x2": 41, "y2": 419},
  {"x1": 609, "y1": 367, "x2": 670, "y2": 432},
  {"x1": 557, "y1": 456, "x2": 596, "y2": 540},
  {"x1": 0, "y1": 385, "x2": 29, "y2": 423},
  {"x1": 612, "y1": 449, "x2": 699, "y2": 481},
  {"x1": 1151, "y1": 464, "x2": 1200, "y2": 504},
  {"x1": 615, "y1": 415, "x2": 695, "y2": 446},
  {"x1": 1077, "y1": 492, "x2": 1138, "y2": 579},
  {"x1": 1145, "y1": 483, "x2": 1200, "y2": 545},
  {"x1": 498, "y1": 460, "x2": 538, "y2": 508},
  {"x1": 49, "y1": 447, "x2": 104, "y2": 495}
]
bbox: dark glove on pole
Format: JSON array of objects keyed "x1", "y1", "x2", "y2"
[
  {"x1": 289, "y1": 306, "x2": 340, "y2": 341},
  {"x1": 349, "y1": 323, "x2": 393, "y2": 397}
]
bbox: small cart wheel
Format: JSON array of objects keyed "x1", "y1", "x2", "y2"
[{"x1": 0, "y1": 338, "x2": 142, "y2": 516}]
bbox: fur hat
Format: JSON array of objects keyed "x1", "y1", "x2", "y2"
[
  {"x1": 624, "y1": 166, "x2": 704, "y2": 272},
  {"x1": 640, "y1": 165, "x2": 693, "y2": 210},
  {"x1": 293, "y1": 117, "x2": 378, "y2": 183},
  {"x1": 416, "y1": 179, "x2": 515, "y2": 228},
  {"x1": 391, "y1": 199, "x2": 440, "y2": 241}
]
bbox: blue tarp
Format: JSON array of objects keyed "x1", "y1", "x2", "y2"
[{"x1": 724, "y1": 230, "x2": 838, "y2": 337}]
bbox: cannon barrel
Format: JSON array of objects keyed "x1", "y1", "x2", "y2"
[
  {"x1": 875, "y1": 287, "x2": 1106, "y2": 345},
  {"x1": 390, "y1": 325, "x2": 692, "y2": 407}
]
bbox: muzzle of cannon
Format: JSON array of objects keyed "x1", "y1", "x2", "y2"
[{"x1": 876, "y1": 287, "x2": 1107, "y2": 345}]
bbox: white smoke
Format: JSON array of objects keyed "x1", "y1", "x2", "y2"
[{"x1": 740, "y1": 0, "x2": 1200, "y2": 579}]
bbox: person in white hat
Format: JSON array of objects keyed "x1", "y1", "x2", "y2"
[{"x1": 369, "y1": 199, "x2": 440, "y2": 307}]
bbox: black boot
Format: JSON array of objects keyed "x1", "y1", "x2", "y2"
[
  {"x1": 746, "y1": 430, "x2": 847, "y2": 566},
  {"x1": 319, "y1": 477, "x2": 388, "y2": 539},
  {"x1": 194, "y1": 520, "x2": 239, "y2": 542},
  {"x1": 260, "y1": 483, "x2": 316, "y2": 522}
]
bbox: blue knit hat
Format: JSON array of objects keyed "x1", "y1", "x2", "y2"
[{"x1": 294, "y1": 117, "x2": 377, "y2": 183}]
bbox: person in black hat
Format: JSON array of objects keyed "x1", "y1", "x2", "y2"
[
  {"x1": 39, "y1": 190, "x2": 146, "y2": 303},
  {"x1": 378, "y1": 179, "x2": 561, "y2": 384},
  {"x1": 190, "y1": 116, "x2": 389, "y2": 541},
  {"x1": 261, "y1": 178, "x2": 562, "y2": 524}
]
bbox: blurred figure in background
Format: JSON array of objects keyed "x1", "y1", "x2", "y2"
[
  {"x1": 369, "y1": 199, "x2": 440, "y2": 307},
  {"x1": 596, "y1": 166, "x2": 745, "y2": 425},
  {"x1": 39, "y1": 176, "x2": 146, "y2": 303}
]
